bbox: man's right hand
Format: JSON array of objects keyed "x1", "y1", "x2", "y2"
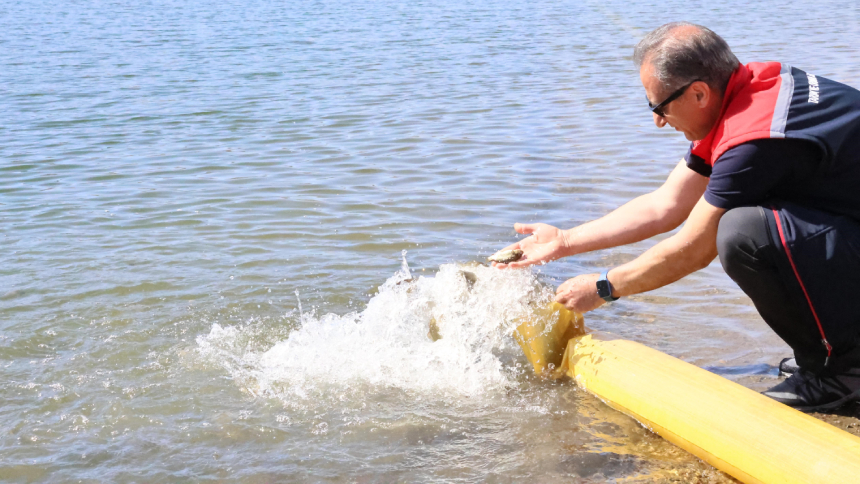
[{"x1": 492, "y1": 223, "x2": 573, "y2": 269}]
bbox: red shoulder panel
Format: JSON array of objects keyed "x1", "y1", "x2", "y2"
[{"x1": 691, "y1": 62, "x2": 784, "y2": 166}]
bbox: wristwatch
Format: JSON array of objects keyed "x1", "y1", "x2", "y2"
[{"x1": 596, "y1": 270, "x2": 619, "y2": 302}]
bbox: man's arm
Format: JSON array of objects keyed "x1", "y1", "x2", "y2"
[
  {"x1": 498, "y1": 160, "x2": 709, "y2": 268},
  {"x1": 609, "y1": 196, "x2": 725, "y2": 296},
  {"x1": 565, "y1": 160, "x2": 710, "y2": 254},
  {"x1": 555, "y1": 196, "x2": 726, "y2": 312}
]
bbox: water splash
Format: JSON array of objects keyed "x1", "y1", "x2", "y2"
[
  {"x1": 400, "y1": 250, "x2": 412, "y2": 279},
  {"x1": 295, "y1": 289, "x2": 304, "y2": 323},
  {"x1": 196, "y1": 261, "x2": 553, "y2": 408}
]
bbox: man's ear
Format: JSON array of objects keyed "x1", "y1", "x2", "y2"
[{"x1": 694, "y1": 83, "x2": 709, "y2": 105}]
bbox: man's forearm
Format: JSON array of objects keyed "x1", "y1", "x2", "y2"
[
  {"x1": 607, "y1": 197, "x2": 725, "y2": 297},
  {"x1": 563, "y1": 191, "x2": 686, "y2": 256},
  {"x1": 561, "y1": 160, "x2": 709, "y2": 258},
  {"x1": 551, "y1": 195, "x2": 724, "y2": 314},
  {"x1": 608, "y1": 230, "x2": 717, "y2": 296}
]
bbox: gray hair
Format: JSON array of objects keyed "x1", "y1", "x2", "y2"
[{"x1": 634, "y1": 22, "x2": 739, "y2": 95}]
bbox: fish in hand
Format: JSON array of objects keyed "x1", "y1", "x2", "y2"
[{"x1": 487, "y1": 249, "x2": 524, "y2": 264}]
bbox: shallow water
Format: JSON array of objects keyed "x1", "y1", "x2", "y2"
[{"x1": 2, "y1": 0, "x2": 860, "y2": 481}]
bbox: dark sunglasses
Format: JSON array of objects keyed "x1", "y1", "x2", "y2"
[{"x1": 647, "y1": 79, "x2": 701, "y2": 117}]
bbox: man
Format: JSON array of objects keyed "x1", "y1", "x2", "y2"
[{"x1": 494, "y1": 22, "x2": 860, "y2": 412}]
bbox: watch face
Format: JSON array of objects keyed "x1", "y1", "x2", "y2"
[{"x1": 596, "y1": 279, "x2": 611, "y2": 298}]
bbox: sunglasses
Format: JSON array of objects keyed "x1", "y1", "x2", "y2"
[{"x1": 647, "y1": 79, "x2": 701, "y2": 117}]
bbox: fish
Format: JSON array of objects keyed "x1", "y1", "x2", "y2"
[
  {"x1": 459, "y1": 270, "x2": 478, "y2": 289},
  {"x1": 487, "y1": 249, "x2": 524, "y2": 264},
  {"x1": 427, "y1": 317, "x2": 442, "y2": 341},
  {"x1": 427, "y1": 268, "x2": 482, "y2": 342}
]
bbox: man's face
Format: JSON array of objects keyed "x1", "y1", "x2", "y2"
[{"x1": 639, "y1": 62, "x2": 718, "y2": 141}]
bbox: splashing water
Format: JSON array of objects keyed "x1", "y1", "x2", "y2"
[
  {"x1": 196, "y1": 260, "x2": 554, "y2": 409},
  {"x1": 295, "y1": 289, "x2": 304, "y2": 323},
  {"x1": 399, "y1": 249, "x2": 412, "y2": 280}
]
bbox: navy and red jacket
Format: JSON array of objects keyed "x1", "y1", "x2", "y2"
[
  {"x1": 689, "y1": 62, "x2": 860, "y2": 364},
  {"x1": 689, "y1": 62, "x2": 860, "y2": 186}
]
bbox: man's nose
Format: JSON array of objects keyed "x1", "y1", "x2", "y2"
[{"x1": 653, "y1": 112, "x2": 667, "y2": 127}]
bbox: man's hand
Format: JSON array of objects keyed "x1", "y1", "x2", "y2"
[
  {"x1": 555, "y1": 273, "x2": 606, "y2": 313},
  {"x1": 492, "y1": 223, "x2": 572, "y2": 269}
]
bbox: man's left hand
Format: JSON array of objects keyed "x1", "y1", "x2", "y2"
[{"x1": 555, "y1": 273, "x2": 606, "y2": 313}]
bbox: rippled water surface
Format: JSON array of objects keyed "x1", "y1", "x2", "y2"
[{"x1": 3, "y1": 0, "x2": 860, "y2": 481}]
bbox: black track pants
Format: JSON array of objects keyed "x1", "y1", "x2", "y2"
[{"x1": 717, "y1": 201, "x2": 860, "y2": 375}]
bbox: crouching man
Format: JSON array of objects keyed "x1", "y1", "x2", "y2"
[{"x1": 494, "y1": 22, "x2": 860, "y2": 411}]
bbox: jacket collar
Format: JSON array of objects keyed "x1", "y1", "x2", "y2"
[{"x1": 690, "y1": 63, "x2": 749, "y2": 165}]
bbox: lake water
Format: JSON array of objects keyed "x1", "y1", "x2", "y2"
[{"x1": 2, "y1": 0, "x2": 859, "y2": 481}]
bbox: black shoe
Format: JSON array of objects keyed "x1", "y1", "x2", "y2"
[
  {"x1": 763, "y1": 368, "x2": 860, "y2": 412},
  {"x1": 778, "y1": 357, "x2": 800, "y2": 377}
]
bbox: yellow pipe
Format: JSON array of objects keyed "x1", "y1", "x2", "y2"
[{"x1": 515, "y1": 305, "x2": 860, "y2": 484}]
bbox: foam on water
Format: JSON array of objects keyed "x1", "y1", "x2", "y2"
[{"x1": 196, "y1": 254, "x2": 553, "y2": 408}]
